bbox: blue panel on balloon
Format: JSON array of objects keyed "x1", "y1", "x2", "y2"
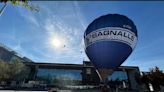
[{"x1": 84, "y1": 14, "x2": 138, "y2": 69}]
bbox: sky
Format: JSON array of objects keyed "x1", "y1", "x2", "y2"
[{"x1": 0, "y1": 1, "x2": 164, "y2": 71}]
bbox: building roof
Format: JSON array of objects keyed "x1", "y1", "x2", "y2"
[{"x1": 24, "y1": 61, "x2": 139, "y2": 71}]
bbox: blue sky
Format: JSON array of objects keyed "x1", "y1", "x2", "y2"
[{"x1": 0, "y1": 1, "x2": 164, "y2": 71}]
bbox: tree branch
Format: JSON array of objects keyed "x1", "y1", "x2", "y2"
[{"x1": 0, "y1": 3, "x2": 7, "y2": 16}]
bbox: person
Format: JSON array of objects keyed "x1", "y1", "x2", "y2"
[{"x1": 101, "y1": 84, "x2": 108, "y2": 92}]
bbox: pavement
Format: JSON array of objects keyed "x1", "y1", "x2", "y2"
[
  {"x1": 0, "y1": 90, "x2": 48, "y2": 92},
  {"x1": 0, "y1": 90, "x2": 103, "y2": 92},
  {"x1": 0, "y1": 90, "x2": 137, "y2": 92}
]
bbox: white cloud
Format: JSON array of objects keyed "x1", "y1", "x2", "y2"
[
  {"x1": 13, "y1": 1, "x2": 88, "y2": 64},
  {"x1": 42, "y1": 5, "x2": 88, "y2": 63},
  {"x1": 73, "y1": 1, "x2": 87, "y2": 30},
  {"x1": 18, "y1": 8, "x2": 39, "y2": 27},
  {"x1": 27, "y1": 15, "x2": 39, "y2": 27}
]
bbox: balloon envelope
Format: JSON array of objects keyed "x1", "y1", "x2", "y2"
[{"x1": 84, "y1": 14, "x2": 137, "y2": 69}]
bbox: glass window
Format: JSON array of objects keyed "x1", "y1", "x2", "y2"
[
  {"x1": 108, "y1": 71, "x2": 128, "y2": 81},
  {"x1": 36, "y1": 68, "x2": 82, "y2": 85},
  {"x1": 108, "y1": 71, "x2": 129, "y2": 89},
  {"x1": 86, "y1": 68, "x2": 91, "y2": 74}
]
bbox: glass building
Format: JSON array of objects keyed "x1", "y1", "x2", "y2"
[
  {"x1": 0, "y1": 45, "x2": 142, "y2": 91},
  {"x1": 23, "y1": 61, "x2": 141, "y2": 91}
]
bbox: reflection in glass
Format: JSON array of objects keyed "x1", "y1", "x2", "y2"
[
  {"x1": 108, "y1": 71, "x2": 128, "y2": 81},
  {"x1": 36, "y1": 69, "x2": 82, "y2": 86},
  {"x1": 108, "y1": 71, "x2": 129, "y2": 89}
]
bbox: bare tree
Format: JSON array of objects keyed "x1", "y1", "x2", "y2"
[{"x1": 141, "y1": 66, "x2": 164, "y2": 91}]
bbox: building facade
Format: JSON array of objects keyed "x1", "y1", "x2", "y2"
[
  {"x1": 0, "y1": 44, "x2": 142, "y2": 91},
  {"x1": 24, "y1": 61, "x2": 142, "y2": 91},
  {"x1": 0, "y1": 43, "x2": 33, "y2": 62}
]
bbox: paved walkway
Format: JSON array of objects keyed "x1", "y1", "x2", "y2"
[
  {"x1": 0, "y1": 90, "x2": 100, "y2": 92},
  {"x1": 0, "y1": 90, "x2": 138, "y2": 92},
  {"x1": 0, "y1": 90, "x2": 48, "y2": 92}
]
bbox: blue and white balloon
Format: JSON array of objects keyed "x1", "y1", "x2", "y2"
[{"x1": 84, "y1": 14, "x2": 137, "y2": 69}]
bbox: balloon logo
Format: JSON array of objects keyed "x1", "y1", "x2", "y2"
[{"x1": 84, "y1": 14, "x2": 138, "y2": 81}]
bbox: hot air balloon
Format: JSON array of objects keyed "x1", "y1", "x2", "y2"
[{"x1": 84, "y1": 14, "x2": 138, "y2": 89}]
